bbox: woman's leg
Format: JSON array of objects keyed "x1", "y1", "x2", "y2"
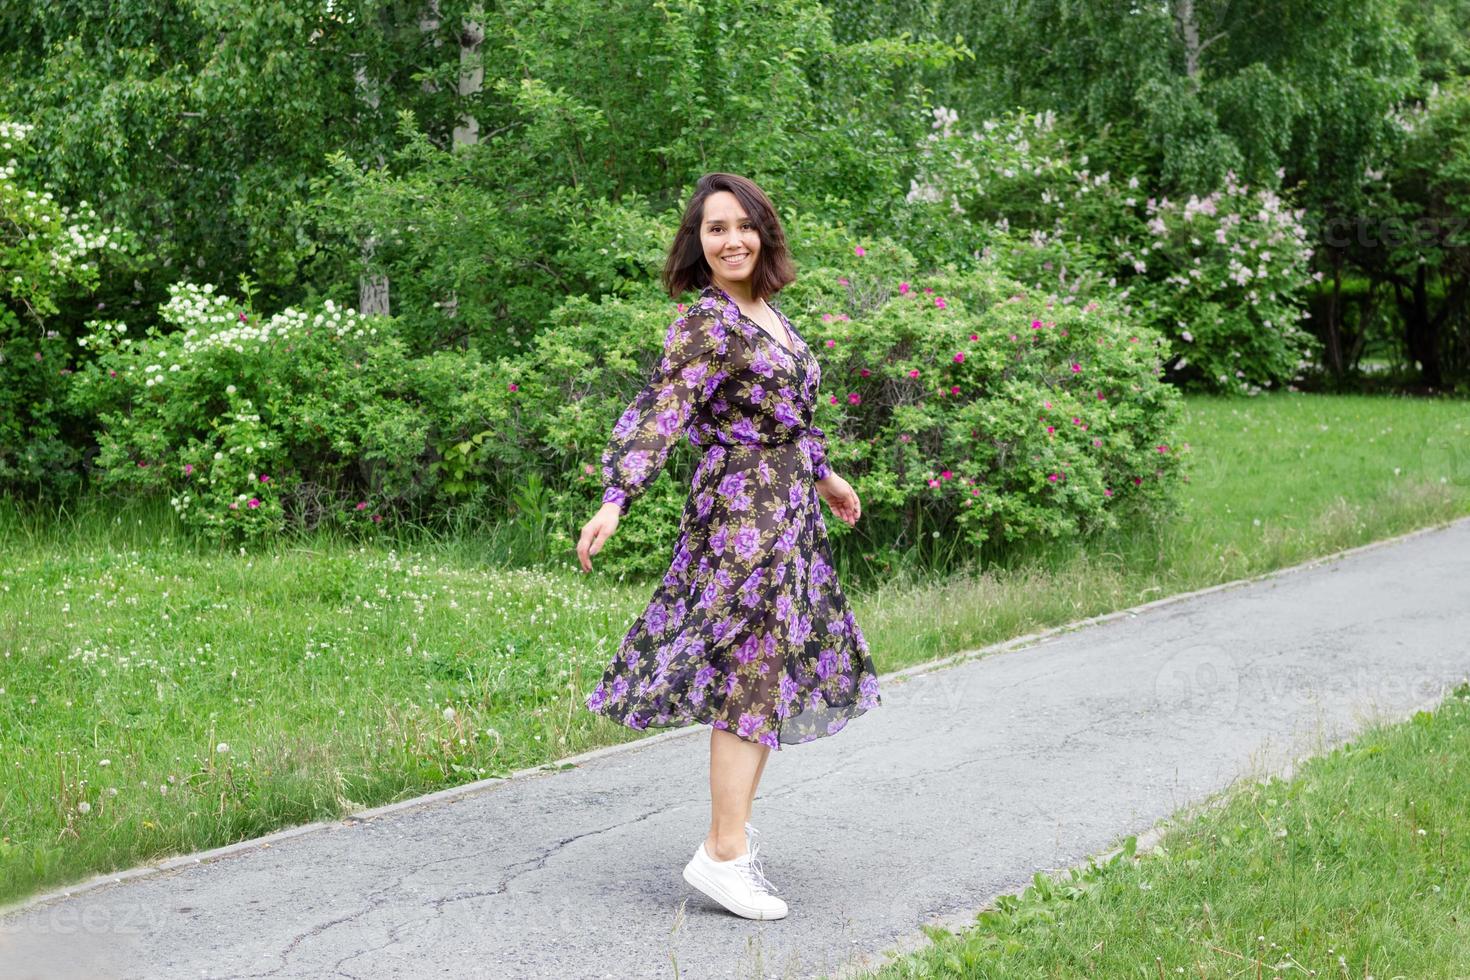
[
  {"x1": 744, "y1": 746, "x2": 770, "y2": 826},
  {"x1": 704, "y1": 728, "x2": 766, "y2": 861}
]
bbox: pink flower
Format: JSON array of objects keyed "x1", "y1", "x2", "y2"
[
  {"x1": 908, "y1": 369, "x2": 920, "y2": 378},
  {"x1": 829, "y1": 395, "x2": 838, "y2": 404},
  {"x1": 109, "y1": 369, "x2": 117, "y2": 377},
  {"x1": 1093, "y1": 438, "x2": 1102, "y2": 447},
  {"x1": 1009, "y1": 334, "x2": 1018, "y2": 341},
  {"x1": 1044, "y1": 401, "x2": 1052, "y2": 409},
  {"x1": 1096, "y1": 391, "x2": 1105, "y2": 399},
  {"x1": 1104, "y1": 488, "x2": 1113, "y2": 497},
  {"x1": 950, "y1": 386, "x2": 960, "y2": 395},
  {"x1": 953, "y1": 352, "x2": 965, "y2": 363},
  {"x1": 1048, "y1": 473, "x2": 1059, "y2": 482},
  {"x1": 928, "y1": 478, "x2": 939, "y2": 487},
  {"x1": 899, "y1": 282, "x2": 911, "y2": 294},
  {"x1": 826, "y1": 339, "x2": 836, "y2": 348},
  {"x1": 137, "y1": 460, "x2": 148, "y2": 468},
  {"x1": 238, "y1": 312, "x2": 248, "y2": 322},
  {"x1": 1032, "y1": 320, "x2": 1043, "y2": 330},
  {"x1": 1133, "y1": 476, "x2": 1143, "y2": 485},
  {"x1": 259, "y1": 474, "x2": 270, "y2": 483},
  {"x1": 924, "y1": 287, "x2": 934, "y2": 295},
  {"x1": 229, "y1": 502, "x2": 238, "y2": 510},
  {"x1": 584, "y1": 463, "x2": 595, "y2": 475},
  {"x1": 899, "y1": 433, "x2": 911, "y2": 442},
  {"x1": 1156, "y1": 444, "x2": 1169, "y2": 453},
  {"x1": 1072, "y1": 417, "x2": 1081, "y2": 425},
  {"x1": 247, "y1": 497, "x2": 261, "y2": 508},
  {"x1": 854, "y1": 245, "x2": 866, "y2": 257},
  {"x1": 507, "y1": 382, "x2": 518, "y2": 392},
  {"x1": 940, "y1": 469, "x2": 952, "y2": 480},
  {"x1": 822, "y1": 313, "x2": 835, "y2": 322},
  {"x1": 838, "y1": 277, "x2": 850, "y2": 285},
  {"x1": 183, "y1": 463, "x2": 194, "y2": 475},
  {"x1": 1070, "y1": 363, "x2": 1082, "y2": 373},
  {"x1": 848, "y1": 392, "x2": 861, "y2": 405},
  {"x1": 935, "y1": 297, "x2": 947, "y2": 309},
  {"x1": 356, "y1": 501, "x2": 368, "y2": 510},
  {"x1": 859, "y1": 368, "x2": 871, "y2": 377},
  {"x1": 1046, "y1": 426, "x2": 1055, "y2": 435},
  {"x1": 371, "y1": 514, "x2": 382, "y2": 523},
  {"x1": 33, "y1": 351, "x2": 42, "y2": 361},
  {"x1": 677, "y1": 302, "x2": 686, "y2": 312}
]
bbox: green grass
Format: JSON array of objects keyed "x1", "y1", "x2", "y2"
[
  {"x1": 1, "y1": 391, "x2": 1467, "y2": 907},
  {"x1": 860, "y1": 681, "x2": 1470, "y2": 979}
]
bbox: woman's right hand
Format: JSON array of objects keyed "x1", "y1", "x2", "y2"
[{"x1": 577, "y1": 502, "x2": 622, "y2": 573}]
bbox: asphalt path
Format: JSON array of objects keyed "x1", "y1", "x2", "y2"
[{"x1": 3, "y1": 518, "x2": 1469, "y2": 980}]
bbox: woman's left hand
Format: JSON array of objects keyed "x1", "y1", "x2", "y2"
[{"x1": 816, "y1": 473, "x2": 860, "y2": 526}]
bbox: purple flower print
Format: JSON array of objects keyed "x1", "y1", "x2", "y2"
[
  {"x1": 718, "y1": 471, "x2": 748, "y2": 497},
  {"x1": 612, "y1": 407, "x2": 641, "y2": 439},
  {"x1": 712, "y1": 615, "x2": 738, "y2": 643},
  {"x1": 758, "y1": 730, "x2": 780, "y2": 750},
  {"x1": 775, "y1": 594, "x2": 793, "y2": 623},
  {"x1": 654, "y1": 405, "x2": 683, "y2": 438},
  {"x1": 586, "y1": 683, "x2": 607, "y2": 711},
  {"x1": 709, "y1": 524, "x2": 730, "y2": 556},
  {"x1": 858, "y1": 674, "x2": 880, "y2": 710},
  {"x1": 645, "y1": 603, "x2": 669, "y2": 635},
  {"x1": 750, "y1": 383, "x2": 766, "y2": 403},
  {"x1": 735, "y1": 633, "x2": 760, "y2": 664},
  {"x1": 734, "y1": 525, "x2": 762, "y2": 561},
  {"x1": 816, "y1": 648, "x2": 838, "y2": 680},
  {"x1": 737, "y1": 712, "x2": 763, "y2": 738},
  {"x1": 774, "y1": 402, "x2": 801, "y2": 427},
  {"x1": 611, "y1": 676, "x2": 629, "y2": 702}
]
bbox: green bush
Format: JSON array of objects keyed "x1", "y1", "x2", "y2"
[
  {"x1": 504, "y1": 239, "x2": 1186, "y2": 576},
  {"x1": 65, "y1": 281, "x2": 501, "y2": 543},
  {"x1": 0, "y1": 119, "x2": 139, "y2": 494},
  {"x1": 898, "y1": 106, "x2": 1319, "y2": 394}
]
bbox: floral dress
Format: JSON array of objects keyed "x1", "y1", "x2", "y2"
[{"x1": 584, "y1": 282, "x2": 881, "y2": 750}]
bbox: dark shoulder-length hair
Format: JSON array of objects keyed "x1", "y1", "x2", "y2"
[{"x1": 662, "y1": 173, "x2": 797, "y2": 302}]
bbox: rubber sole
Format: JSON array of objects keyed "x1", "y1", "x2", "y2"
[{"x1": 682, "y1": 859, "x2": 789, "y2": 920}]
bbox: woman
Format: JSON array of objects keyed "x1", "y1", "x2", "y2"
[{"x1": 576, "y1": 173, "x2": 881, "y2": 920}]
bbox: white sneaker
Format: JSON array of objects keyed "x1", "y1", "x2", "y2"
[{"x1": 682, "y1": 841, "x2": 788, "y2": 920}]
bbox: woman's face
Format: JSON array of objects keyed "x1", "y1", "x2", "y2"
[{"x1": 699, "y1": 191, "x2": 762, "y2": 291}]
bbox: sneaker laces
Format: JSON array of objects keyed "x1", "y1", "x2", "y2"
[{"x1": 738, "y1": 839, "x2": 779, "y2": 896}]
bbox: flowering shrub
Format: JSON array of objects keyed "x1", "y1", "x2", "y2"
[
  {"x1": 901, "y1": 106, "x2": 1319, "y2": 393},
  {"x1": 67, "y1": 282, "x2": 495, "y2": 543},
  {"x1": 514, "y1": 242, "x2": 1186, "y2": 575},
  {"x1": 1, "y1": 118, "x2": 137, "y2": 491}
]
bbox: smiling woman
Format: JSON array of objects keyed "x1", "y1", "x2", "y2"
[{"x1": 574, "y1": 172, "x2": 879, "y2": 922}]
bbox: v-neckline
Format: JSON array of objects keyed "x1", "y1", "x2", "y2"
[{"x1": 708, "y1": 284, "x2": 804, "y2": 360}]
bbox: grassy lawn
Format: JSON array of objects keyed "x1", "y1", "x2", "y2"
[
  {"x1": 861, "y1": 680, "x2": 1470, "y2": 979},
  {"x1": 1, "y1": 391, "x2": 1467, "y2": 907}
]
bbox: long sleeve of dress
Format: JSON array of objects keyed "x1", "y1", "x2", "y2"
[
  {"x1": 601, "y1": 309, "x2": 728, "y2": 516},
  {"x1": 802, "y1": 425, "x2": 832, "y2": 481}
]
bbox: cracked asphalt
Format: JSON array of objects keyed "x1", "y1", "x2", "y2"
[{"x1": 3, "y1": 518, "x2": 1469, "y2": 980}]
